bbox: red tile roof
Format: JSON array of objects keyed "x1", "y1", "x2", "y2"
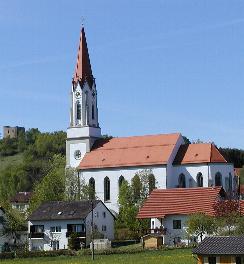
[
  {"x1": 173, "y1": 144, "x2": 227, "y2": 165},
  {"x1": 79, "y1": 133, "x2": 181, "y2": 170},
  {"x1": 73, "y1": 27, "x2": 94, "y2": 87},
  {"x1": 137, "y1": 187, "x2": 224, "y2": 219},
  {"x1": 10, "y1": 192, "x2": 32, "y2": 203}
]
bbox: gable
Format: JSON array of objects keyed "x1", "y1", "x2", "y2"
[{"x1": 173, "y1": 144, "x2": 227, "y2": 165}]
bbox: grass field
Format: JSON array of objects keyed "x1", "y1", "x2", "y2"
[{"x1": 0, "y1": 248, "x2": 196, "y2": 264}]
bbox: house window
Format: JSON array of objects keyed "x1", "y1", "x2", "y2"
[
  {"x1": 76, "y1": 101, "x2": 81, "y2": 120},
  {"x1": 197, "y1": 173, "x2": 203, "y2": 187},
  {"x1": 148, "y1": 174, "x2": 156, "y2": 194},
  {"x1": 173, "y1": 220, "x2": 181, "y2": 229},
  {"x1": 104, "y1": 177, "x2": 110, "y2": 201},
  {"x1": 30, "y1": 225, "x2": 44, "y2": 233},
  {"x1": 89, "y1": 177, "x2": 95, "y2": 199},
  {"x1": 103, "y1": 212, "x2": 106, "y2": 218},
  {"x1": 215, "y1": 172, "x2": 222, "y2": 186},
  {"x1": 102, "y1": 225, "x2": 107, "y2": 231},
  {"x1": 52, "y1": 240, "x2": 59, "y2": 250},
  {"x1": 67, "y1": 224, "x2": 85, "y2": 233},
  {"x1": 118, "y1": 176, "x2": 125, "y2": 189},
  {"x1": 178, "y1": 174, "x2": 186, "y2": 188},
  {"x1": 50, "y1": 226, "x2": 61, "y2": 233},
  {"x1": 208, "y1": 256, "x2": 216, "y2": 264}
]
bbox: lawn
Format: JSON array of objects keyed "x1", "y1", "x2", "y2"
[{"x1": 0, "y1": 248, "x2": 196, "y2": 264}]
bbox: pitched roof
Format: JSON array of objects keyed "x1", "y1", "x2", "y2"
[
  {"x1": 192, "y1": 236, "x2": 244, "y2": 255},
  {"x1": 79, "y1": 133, "x2": 181, "y2": 170},
  {"x1": 10, "y1": 192, "x2": 32, "y2": 203},
  {"x1": 137, "y1": 187, "x2": 224, "y2": 219},
  {"x1": 173, "y1": 144, "x2": 227, "y2": 165},
  {"x1": 73, "y1": 27, "x2": 94, "y2": 87},
  {"x1": 28, "y1": 200, "x2": 100, "y2": 221}
]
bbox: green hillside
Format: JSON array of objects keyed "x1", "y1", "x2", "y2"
[{"x1": 0, "y1": 153, "x2": 23, "y2": 173}]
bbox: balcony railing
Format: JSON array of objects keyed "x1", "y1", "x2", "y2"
[
  {"x1": 66, "y1": 231, "x2": 86, "y2": 238},
  {"x1": 144, "y1": 228, "x2": 167, "y2": 235},
  {"x1": 29, "y1": 232, "x2": 44, "y2": 239}
]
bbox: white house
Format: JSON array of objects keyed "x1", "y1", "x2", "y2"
[
  {"x1": 28, "y1": 200, "x2": 115, "y2": 251},
  {"x1": 10, "y1": 192, "x2": 32, "y2": 214},
  {"x1": 137, "y1": 187, "x2": 226, "y2": 246},
  {"x1": 66, "y1": 27, "x2": 236, "y2": 213}
]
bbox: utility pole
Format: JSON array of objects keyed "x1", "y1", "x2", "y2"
[{"x1": 91, "y1": 200, "x2": 94, "y2": 260}]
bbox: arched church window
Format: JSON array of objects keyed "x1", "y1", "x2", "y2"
[
  {"x1": 189, "y1": 178, "x2": 193, "y2": 188},
  {"x1": 225, "y1": 177, "x2": 229, "y2": 192},
  {"x1": 104, "y1": 177, "x2": 110, "y2": 202},
  {"x1": 197, "y1": 173, "x2": 203, "y2": 187},
  {"x1": 132, "y1": 175, "x2": 141, "y2": 202},
  {"x1": 89, "y1": 177, "x2": 95, "y2": 200},
  {"x1": 76, "y1": 101, "x2": 81, "y2": 120},
  {"x1": 92, "y1": 104, "x2": 95, "y2": 120},
  {"x1": 215, "y1": 172, "x2": 222, "y2": 187},
  {"x1": 148, "y1": 174, "x2": 156, "y2": 194},
  {"x1": 178, "y1": 173, "x2": 186, "y2": 188},
  {"x1": 118, "y1": 176, "x2": 125, "y2": 189},
  {"x1": 229, "y1": 173, "x2": 233, "y2": 193}
]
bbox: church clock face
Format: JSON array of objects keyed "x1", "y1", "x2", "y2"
[
  {"x1": 74, "y1": 150, "x2": 82, "y2": 160},
  {"x1": 75, "y1": 91, "x2": 81, "y2": 99}
]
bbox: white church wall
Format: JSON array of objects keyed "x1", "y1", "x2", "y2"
[
  {"x1": 166, "y1": 135, "x2": 185, "y2": 188},
  {"x1": 209, "y1": 163, "x2": 234, "y2": 191},
  {"x1": 80, "y1": 165, "x2": 167, "y2": 212},
  {"x1": 69, "y1": 142, "x2": 87, "y2": 168},
  {"x1": 172, "y1": 165, "x2": 209, "y2": 188}
]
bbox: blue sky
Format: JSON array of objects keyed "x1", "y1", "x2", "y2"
[{"x1": 0, "y1": 0, "x2": 243, "y2": 148}]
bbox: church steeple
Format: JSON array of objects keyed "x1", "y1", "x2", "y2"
[
  {"x1": 73, "y1": 27, "x2": 94, "y2": 88},
  {"x1": 66, "y1": 27, "x2": 101, "y2": 168}
]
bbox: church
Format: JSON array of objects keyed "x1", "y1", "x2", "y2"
[{"x1": 66, "y1": 27, "x2": 235, "y2": 213}]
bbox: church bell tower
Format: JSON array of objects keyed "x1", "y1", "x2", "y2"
[{"x1": 66, "y1": 27, "x2": 101, "y2": 168}]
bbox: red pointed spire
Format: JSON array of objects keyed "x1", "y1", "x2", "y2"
[{"x1": 73, "y1": 27, "x2": 94, "y2": 87}]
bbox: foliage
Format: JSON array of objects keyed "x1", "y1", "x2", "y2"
[
  {"x1": 0, "y1": 203, "x2": 26, "y2": 244},
  {"x1": 213, "y1": 198, "x2": 240, "y2": 235},
  {"x1": 0, "y1": 130, "x2": 66, "y2": 203},
  {"x1": 68, "y1": 233, "x2": 82, "y2": 250},
  {"x1": 186, "y1": 213, "x2": 216, "y2": 241},
  {"x1": 29, "y1": 155, "x2": 66, "y2": 213},
  {"x1": 117, "y1": 171, "x2": 153, "y2": 238},
  {"x1": 239, "y1": 167, "x2": 244, "y2": 186},
  {"x1": 65, "y1": 168, "x2": 95, "y2": 201},
  {"x1": 182, "y1": 136, "x2": 191, "y2": 144},
  {"x1": 219, "y1": 147, "x2": 244, "y2": 168}
]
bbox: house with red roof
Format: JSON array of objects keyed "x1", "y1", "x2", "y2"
[
  {"x1": 137, "y1": 187, "x2": 226, "y2": 245},
  {"x1": 65, "y1": 27, "x2": 235, "y2": 213}
]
